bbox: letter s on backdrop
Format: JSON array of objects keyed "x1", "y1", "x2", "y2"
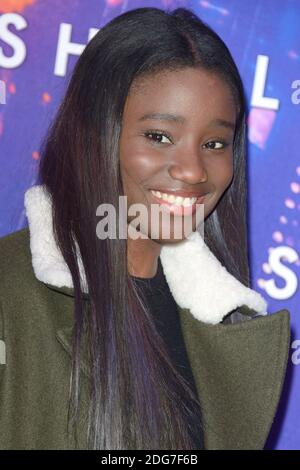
[{"x1": 0, "y1": 13, "x2": 27, "y2": 68}]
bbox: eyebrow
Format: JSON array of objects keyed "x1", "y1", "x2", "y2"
[{"x1": 138, "y1": 113, "x2": 235, "y2": 131}]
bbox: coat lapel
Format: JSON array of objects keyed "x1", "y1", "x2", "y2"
[{"x1": 178, "y1": 306, "x2": 290, "y2": 450}]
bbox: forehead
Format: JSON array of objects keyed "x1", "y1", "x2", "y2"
[{"x1": 123, "y1": 67, "x2": 237, "y2": 125}]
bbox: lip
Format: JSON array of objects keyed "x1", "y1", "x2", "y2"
[
  {"x1": 148, "y1": 189, "x2": 207, "y2": 216},
  {"x1": 148, "y1": 188, "x2": 208, "y2": 199}
]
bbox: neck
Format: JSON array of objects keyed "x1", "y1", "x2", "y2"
[{"x1": 127, "y1": 236, "x2": 161, "y2": 279}]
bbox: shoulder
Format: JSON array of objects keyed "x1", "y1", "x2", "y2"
[
  {"x1": 0, "y1": 227, "x2": 36, "y2": 298},
  {"x1": 0, "y1": 226, "x2": 30, "y2": 252},
  {"x1": 0, "y1": 227, "x2": 31, "y2": 271}
]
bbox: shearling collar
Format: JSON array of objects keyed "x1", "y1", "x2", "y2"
[{"x1": 24, "y1": 184, "x2": 268, "y2": 325}]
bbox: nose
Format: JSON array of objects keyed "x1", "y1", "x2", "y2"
[{"x1": 168, "y1": 150, "x2": 208, "y2": 184}]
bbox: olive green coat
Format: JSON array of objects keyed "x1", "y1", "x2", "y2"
[{"x1": 0, "y1": 227, "x2": 290, "y2": 450}]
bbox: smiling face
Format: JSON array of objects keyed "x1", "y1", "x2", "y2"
[{"x1": 119, "y1": 66, "x2": 237, "y2": 244}]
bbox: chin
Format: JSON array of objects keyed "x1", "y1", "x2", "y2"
[{"x1": 148, "y1": 227, "x2": 195, "y2": 244}]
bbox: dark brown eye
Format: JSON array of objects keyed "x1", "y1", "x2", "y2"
[
  {"x1": 204, "y1": 141, "x2": 228, "y2": 150},
  {"x1": 144, "y1": 131, "x2": 172, "y2": 144}
]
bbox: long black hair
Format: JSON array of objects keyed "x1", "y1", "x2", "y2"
[{"x1": 38, "y1": 6, "x2": 249, "y2": 449}]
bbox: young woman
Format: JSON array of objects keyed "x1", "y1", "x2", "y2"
[{"x1": 0, "y1": 7, "x2": 290, "y2": 450}]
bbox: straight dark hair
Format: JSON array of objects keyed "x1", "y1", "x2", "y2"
[{"x1": 38, "y1": 7, "x2": 249, "y2": 449}]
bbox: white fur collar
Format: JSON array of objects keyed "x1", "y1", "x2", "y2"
[{"x1": 24, "y1": 184, "x2": 268, "y2": 325}]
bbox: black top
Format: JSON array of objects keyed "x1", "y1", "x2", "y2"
[{"x1": 131, "y1": 257, "x2": 204, "y2": 450}]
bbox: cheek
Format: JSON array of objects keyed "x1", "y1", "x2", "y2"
[
  {"x1": 120, "y1": 142, "x2": 161, "y2": 187},
  {"x1": 119, "y1": 144, "x2": 140, "y2": 194},
  {"x1": 211, "y1": 157, "x2": 234, "y2": 192},
  {"x1": 119, "y1": 149, "x2": 158, "y2": 206}
]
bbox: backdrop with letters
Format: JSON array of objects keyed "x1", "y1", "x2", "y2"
[{"x1": 0, "y1": 0, "x2": 299, "y2": 450}]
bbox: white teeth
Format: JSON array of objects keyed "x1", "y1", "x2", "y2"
[
  {"x1": 150, "y1": 190, "x2": 197, "y2": 206},
  {"x1": 174, "y1": 196, "x2": 184, "y2": 205},
  {"x1": 183, "y1": 198, "x2": 194, "y2": 207}
]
